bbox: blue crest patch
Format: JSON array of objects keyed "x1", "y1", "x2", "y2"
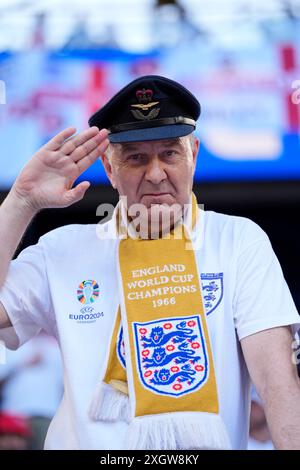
[
  {"x1": 116, "y1": 325, "x2": 126, "y2": 369},
  {"x1": 133, "y1": 316, "x2": 209, "y2": 397},
  {"x1": 201, "y1": 273, "x2": 223, "y2": 315}
]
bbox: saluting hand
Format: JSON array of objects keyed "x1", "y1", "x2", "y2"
[{"x1": 11, "y1": 127, "x2": 109, "y2": 211}]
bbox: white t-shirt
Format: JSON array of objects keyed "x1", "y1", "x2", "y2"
[{"x1": 0, "y1": 209, "x2": 299, "y2": 450}]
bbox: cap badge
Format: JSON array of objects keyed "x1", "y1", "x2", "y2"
[{"x1": 131, "y1": 88, "x2": 160, "y2": 120}]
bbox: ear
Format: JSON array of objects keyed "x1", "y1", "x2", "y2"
[
  {"x1": 101, "y1": 152, "x2": 117, "y2": 189},
  {"x1": 192, "y1": 138, "x2": 200, "y2": 165}
]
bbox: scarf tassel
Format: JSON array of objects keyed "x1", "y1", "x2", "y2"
[
  {"x1": 126, "y1": 412, "x2": 231, "y2": 450},
  {"x1": 89, "y1": 383, "x2": 130, "y2": 423}
]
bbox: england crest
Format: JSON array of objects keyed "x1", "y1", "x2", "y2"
[
  {"x1": 201, "y1": 273, "x2": 223, "y2": 316},
  {"x1": 133, "y1": 316, "x2": 209, "y2": 397}
]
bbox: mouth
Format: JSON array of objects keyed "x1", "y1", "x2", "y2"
[
  {"x1": 140, "y1": 193, "x2": 174, "y2": 208},
  {"x1": 142, "y1": 192, "x2": 171, "y2": 197}
]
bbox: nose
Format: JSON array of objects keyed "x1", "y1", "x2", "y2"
[{"x1": 144, "y1": 156, "x2": 167, "y2": 185}]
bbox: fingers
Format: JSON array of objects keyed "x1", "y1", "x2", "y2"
[
  {"x1": 63, "y1": 181, "x2": 91, "y2": 206},
  {"x1": 44, "y1": 127, "x2": 77, "y2": 151},
  {"x1": 76, "y1": 137, "x2": 109, "y2": 175},
  {"x1": 60, "y1": 127, "x2": 102, "y2": 155},
  {"x1": 43, "y1": 127, "x2": 109, "y2": 166},
  {"x1": 70, "y1": 128, "x2": 109, "y2": 163}
]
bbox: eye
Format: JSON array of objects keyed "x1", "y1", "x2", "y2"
[
  {"x1": 128, "y1": 154, "x2": 144, "y2": 162},
  {"x1": 164, "y1": 149, "x2": 178, "y2": 157}
]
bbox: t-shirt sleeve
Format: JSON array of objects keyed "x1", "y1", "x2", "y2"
[
  {"x1": 0, "y1": 237, "x2": 55, "y2": 350},
  {"x1": 233, "y1": 222, "x2": 300, "y2": 340}
]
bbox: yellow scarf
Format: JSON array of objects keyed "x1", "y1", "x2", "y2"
[{"x1": 89, "y1": 194, "x2": 230, "y2": 450}]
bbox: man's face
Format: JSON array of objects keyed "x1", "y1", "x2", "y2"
[{"x1": 102, "y1": 135, "x2": 199, "y2": 212}]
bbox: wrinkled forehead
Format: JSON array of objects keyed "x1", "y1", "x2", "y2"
[{"x1": 109, "y1": 136, "x2": 190, "y2": 155}]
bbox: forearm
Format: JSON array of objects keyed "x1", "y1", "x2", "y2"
[
  {"x1": 264, "y1": 374, "x2": 300, "y2": 449},
  {"x1": 0, "y1": 189, "x2": 37, "y2": 288}
]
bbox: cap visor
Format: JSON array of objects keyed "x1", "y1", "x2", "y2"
[{"x1": 108, "y1": 124, "x2": 194, "y2": 143}]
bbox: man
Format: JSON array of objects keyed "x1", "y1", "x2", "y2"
[{"x1": 0, "y1": 75, "x2": 299, "y2": 450}]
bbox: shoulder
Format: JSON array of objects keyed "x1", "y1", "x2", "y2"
[
  {"x1": 36, "y1": 223, "x2": 102, "y2": 257},
  {"x1": 203, "y1": 210, "x2": 270, "y2": 251},
  {"x1": 39, "y1": 223, "x2": 98, "y2": 244},
  {"x1": 37, "y1": 219, "x2": 117, "y2": 256}
]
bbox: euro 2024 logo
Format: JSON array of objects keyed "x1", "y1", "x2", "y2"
[
  {"x1": 77, "y1": 280, "x2": 99, "y2": 305},
  {"x1": 69, "y1": 280, "x2": 103, "y2": 323}
]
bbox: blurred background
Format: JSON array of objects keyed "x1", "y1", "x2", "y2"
[{"x1": 0, "y1": 0, "x2": 299, "y2": 449}]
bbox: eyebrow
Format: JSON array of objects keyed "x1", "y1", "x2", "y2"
[
  {"x1": 160, "y1": 138, "x2": 182, "y2": 147},
  {"x1": 119, "y1": 143, "x2": 141, "y2": 152}
]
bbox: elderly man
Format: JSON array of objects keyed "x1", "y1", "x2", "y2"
[{"x1": 0, "y1": 76, "x2": 299, "y2": 450}]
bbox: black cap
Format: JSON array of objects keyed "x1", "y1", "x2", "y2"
[{"x1": 88, "y1": 75, "x2": 201, "y2": 143}]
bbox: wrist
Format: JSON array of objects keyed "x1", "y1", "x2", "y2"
[{"x1": 4, "y1": 188, "x2": 40, "y2": 220}]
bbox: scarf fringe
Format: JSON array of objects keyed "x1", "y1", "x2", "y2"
[
  {"x1": 88, "y1": 383, "x2": 130, "y2": 423},
  {"x1": 126, "y1": 412, "x2": 231, "y2": 450}
]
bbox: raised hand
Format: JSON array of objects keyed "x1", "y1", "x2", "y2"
[{"x1": 11, "y1": 126, "x2": 109, "y2": 211}]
